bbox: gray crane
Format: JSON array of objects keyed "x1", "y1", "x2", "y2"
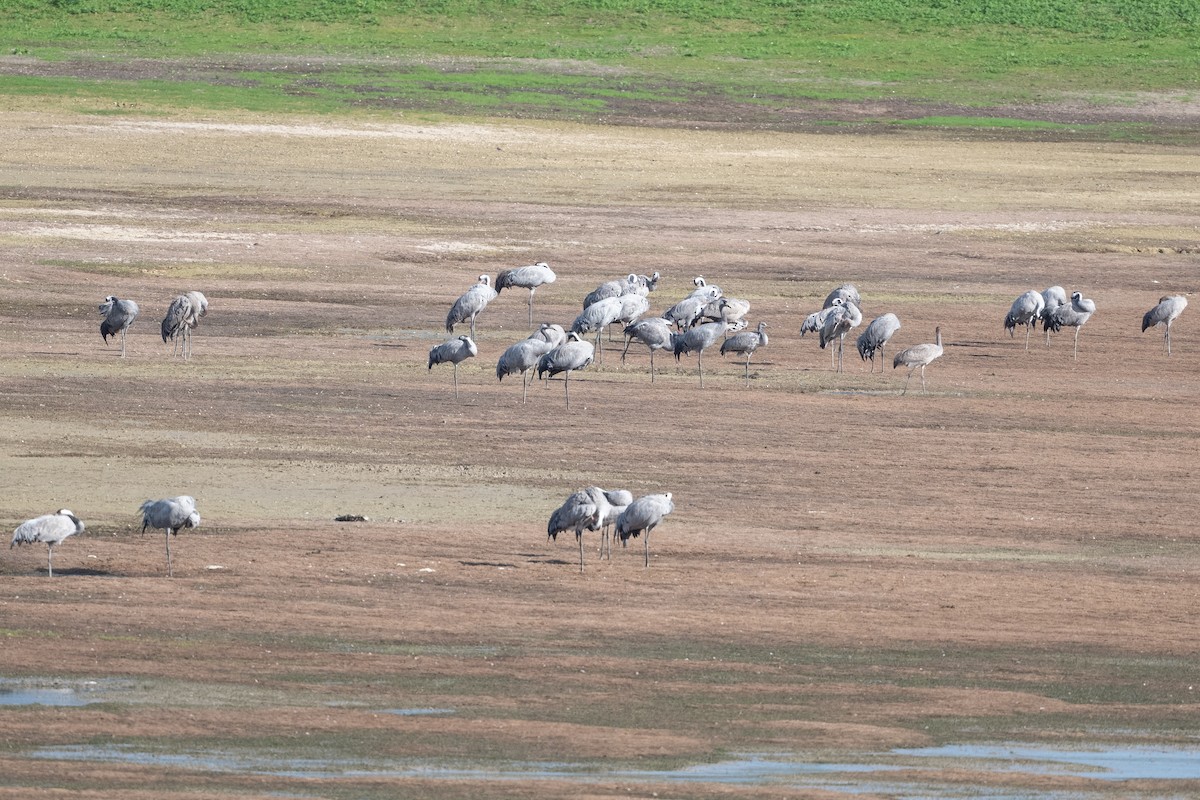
[
  {"x1": 583, "y1": 272, "x2": 656, "y2": 309},
  {"x1": 1044, "y1": 291, "x2": 1096, "y2": 361},
  {"x1": 140, "y1": 495, "x2": 201, "y2": 578},
  {"x1": 537, "y1": 332, "x2": 595, "y2": 409},
  {"x1": 495, "y1": 261, "x2": 556, "y2": 327},
  {"x1": 598, "y1": 489, "x2": 633, "y2": 560},
  {"x1": 547, "y1": 486, "x2": 611, "y2": 572},
  {"x1": 428, "y1": 335, "x2": 478, "y2": 400},
  {"x1": 820, "y1": 300, "x2": 863, "y2": 372},
  {"x1": 824, "y1": 283, "x2": 861, "y2": 309},
  {"x1": 673, "y1": 316, "x2": 730, "y2": 388},
  {"x1": 621, "y1": 316, "x2": 675, "y2": 381},
  {"x1": 496, "y1": 336, "x2": 553, "y2": 403},
  {"x1": 664, "y1": 285, "x2": 722, "y2": 331},
  {"x1": 1142, "y1": 294, "x2": 1188, "y2": 355},
  {"x1": 615, "y1": 492, "x2": 675, "y2": 568},
  {"x1": 529, "y1": 322, "x2": 567, "y2": 348},
  {"x1": 703, "y1": 295, "x2": 749, "y2": 328},
  {"x1": 161, "y1": 290, "x2": 208, "y2": 359},
  {"x1": 99, "y1": 295, "x2": 139, "y2": 358},
  {"x1": 893, "y1": 327, "x2": 944, "y2": 395},
  {"x1": 1004, "y1": 290, "x2": 1045, "y2": 350},
  {"x1": 10, "y1": 509, "x2": 85, "y2": 577},
  {"x1": 856, "y1": 312, "x2": 901, "y2": 372},
  {"x1": 720, "y1": 321, "x2": 769, "y2": 385},
  {"x1": 570, "y1": 296, "x2": 624, "y2": 362},
  {"x1": 800, "y1": 297, "x2": 843, "y2": 339},
  {"x1": 446, "y1": 275, "x2": 498, "y2": 337},
  {"x1": 1040, "y1": 285, "x2": 1068, "y2": 347}
]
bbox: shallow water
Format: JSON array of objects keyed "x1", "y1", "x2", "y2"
[
  {"x1": 28, "y1": 742, "x2": 1200, "y2": 798},
  {"x1": 0, "y1": 687, "x2": 90, "y2": 707},
  {"x1": 897, "y1": 743, "x2": 1200, "y2": 781}
]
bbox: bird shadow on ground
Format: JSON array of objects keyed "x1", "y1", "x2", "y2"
[
  {"x1": 459, "y1": 560, "x2": 518, "y2": 568},
  {"x1": 35, "y1": 567, "x2": 116, "y2": 577}
]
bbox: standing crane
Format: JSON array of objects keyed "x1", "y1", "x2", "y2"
[
  {"x1": 616, "y1": 493, "x2": 675, "y2": 568},
  {"x1": 819, "y1": 300, "x2": 863, "y2": 373},
  {"x1": 10, "y1": 509, "x2": 85, "y2": 577},
  {"x1": 428, "y1": 335, "x2": 478, "y2": 400},
  {"x1": 140, "y1": 496, "x2": 201, "y2": 578},
  {"x1": 546, "y1": 487, "x2": 610, "y2": 572},
  {"x1": 673, "y1": 316, "x2": 730, "y2": 388},
  {"x1": 856, "y1": 313, "x2": 901, "y2": 373},
  {"x1": 446, "y1": 275, "x2": 498, "y2": 337},
  {"x1": 1004, "y1": 290, "x2": 1045, "y2": 350},
  {"x1": 496, "y1": 336, "x2": 553, "y2": 403},
  {"x1": 893, "y1": 327, "x2": 944, "y2": 395},
  {"x1": 1142, "y1": 294, "x2": 1188, "y2": 355},
  {"x1": 161, "y1": 290, "x2": 208, "y2": 359},
  {"x1": 570, "y1": 296, "x2": 624, "y2": 362},
  {"x1": 537, "y1": 332, "x2": 595, "y2": 409},
  {"x1": 1040, "y1": 286, "x2": 1068, "y2": 347},
  {"x1": 495, "y1": 262, "x2": 556, "y2": 327},
  {"x1": 1044, "y1": 291, "x2": 1096, "y2": 361},
  {"x1": 720, "y1": 321, "x2": 768, "y2": 386},
  {"x1": 99, "y1": 295, "x2": 139, "y2": 358},
  {"x1": 621, "y1": 316, "x2": 675, "y2": 382}
]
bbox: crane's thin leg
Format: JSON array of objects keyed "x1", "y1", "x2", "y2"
[
  {"x1": 166, "y1": 530, "x2": 173, "y2": 578},
  {"x1": 902, "y1": 366, "x2": 915, "y2": 395},
  {"x1": 643, "y1": 525, "x2": 652, "y2": 568},
  {"x1": 521, "y1": 370, "x2": 529, "y2": 404},
  {"x1": 1166, "y1": 323, "x2": 1172, "y2": 356},
  {"x1": 528, "y1": 290, "x2": 535, "y2": 328},
  {"x1": 920, "y1": 365, "x2": 928, "y2": 394},
  {"x1": 621, "y1": 337, "x2": 631, "y2": 364},
  {"x1": 577, "y1": 531, "x2": 584, "y2": 573},
  {"x1": 837, "y1": 337, "x2": 845, "y2": 373},
  {"x1": 47, "y1": 545, "x2": 54, "y2": 578},
  {"x1": 1024, "y1": 324, "x2": 1032, "y2": 350},
  {"x1": 120, "y1": 328, "x2": 128, "y2": 358},
  {"x1": 452, "y1": 363, "x2": 460, "y2": 400},
  {"x1": 649, "y1": 349, "x2": 656, "y2": 383},
  {"x1": 744, "y1": 355, "x2": 751, "y2": 386},
  {"x1": 698, "y1": 350, "x2": 705, "y2": 389},
  {"x1": 1073, "y1": 327, "x2": 1080, "y2": 361},
  {"x1": 564, "y1": 370, "x2": 570, "y2": 409}
]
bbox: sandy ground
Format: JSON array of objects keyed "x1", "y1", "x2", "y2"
[{"x1": 0, "y1": 109, "x2": 1198, "y2": 798}]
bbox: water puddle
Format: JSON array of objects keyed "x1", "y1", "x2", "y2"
[
  {"x1": 0, "y1": 678, "x2": 130, "y2": 706},
  {"x1": 0, "y1": 687, "x2": 91, "y2": 707},
  {"x1": 897, "y1": 743, "x2": 1200, "y2": 781},
  {"x1": 27, "y1": 742, "x2": 1200, "y2": 798}
]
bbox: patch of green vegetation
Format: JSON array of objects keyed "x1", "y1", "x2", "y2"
[
  {"x1": 900, "y1": 116, "x2": 1092, "y2": 130},
  {"x1": 0, "y1": 1, "x2": 1196, "y2": 137}
]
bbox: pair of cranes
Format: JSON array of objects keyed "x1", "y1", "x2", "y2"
[
  {"x1": 546, "y1": 487, "x2": 675, "y2": 572},
  {"x1": 9, "y1": 496, "x2": 200, "y2": 578},
  {"x1": 98, "y1": 290, "x2": 209, "y2": 359}
]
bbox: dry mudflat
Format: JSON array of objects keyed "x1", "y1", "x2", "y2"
[{"x1": 0, "y1": 107, "x2": 1198, "y2": 798}]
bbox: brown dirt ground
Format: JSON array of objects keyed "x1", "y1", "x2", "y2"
[{"x1": 0, "y1": 103, "x2": 1198, "y2": 798}]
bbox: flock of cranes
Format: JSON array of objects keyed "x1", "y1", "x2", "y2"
[
  {"x1": 429, "y1": 265, "x2": 1188, "y2": 403},
  {"x1": 10, "y1": 497, "x2": 200, "y2": 579},
  {"x1": 7, "y1": 265, "x2": 1188, "y2": 579},
  {"x1": 98, "y1": 290, "x2": 209, "y2": 359}
]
